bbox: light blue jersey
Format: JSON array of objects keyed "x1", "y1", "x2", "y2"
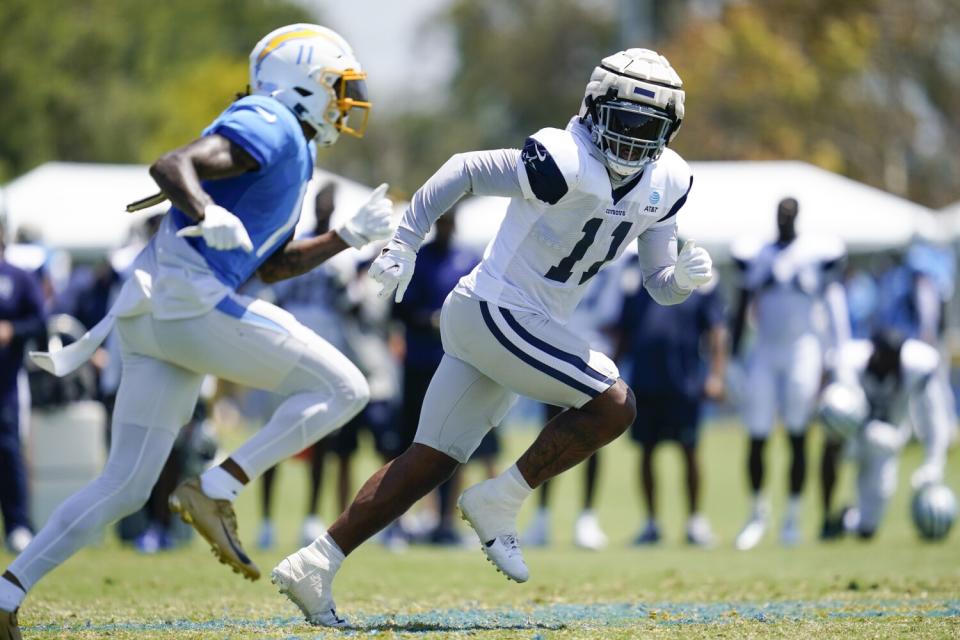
[{"x1": 170, "y1": 95, "x2": 315, "y2": 288}]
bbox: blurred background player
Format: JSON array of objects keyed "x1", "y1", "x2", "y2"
[
  {"x1": 820, "y1": 329, "x2": 953, "y2": 539},
  {"x1": 254, "y1": 182, "x2": 357, "y2": 549},
  {"x1": 0, "y1": 225, "x2": 46, "y2": 554},
  {"x1": 522, "y1": 262, "x2": 626, "y2": 550},
  {"x1": 273, "y1": 48, "x2": 714, "y2": 626},
  {"x1": 730, "y1": 197, "x2": 850, "y2": 549},
  {"x1": 392, "y1": 206, "x2": 496, "y2": 546},
  {"x1": 0, "y1": 23, "x2": 394, "y2": 637},
  {"x1": 618, "y1": 261, "x2": 726, "y2": 547}
]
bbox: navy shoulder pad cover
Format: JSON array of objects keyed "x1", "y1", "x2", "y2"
[{"x1": 521, "y1": 137, "x2": 568, "y2": 205}]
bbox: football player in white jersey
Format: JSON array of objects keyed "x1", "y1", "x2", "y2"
[
  {"x1": 730, "y1": 198, "x2": 851, "y2": 550},
  {"x1": 273, "y1": 49, "x2": 713, "y2": 627},
  {"x1": 0, "y1": 24, "x2": 394, "y2": 639},
  {"x1": 819, "y1": 330, "x2": 952, "y2": 538}
]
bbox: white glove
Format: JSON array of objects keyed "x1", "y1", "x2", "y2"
[
  {"x1": 369, "y1": 241, "x2": 417, "y2": 302},
  {"x1": 911, "y1": 462, "x2": 944, "y2": 490},
  {"x1": 674, "y1": 240, "x2": 713, "y2": 290},
  {"x1": 177, "y1": 204, "x2": 253, "y2": 252},
  {"x1": 336, "y1": 183, "x2": 394, "y2": 249}
]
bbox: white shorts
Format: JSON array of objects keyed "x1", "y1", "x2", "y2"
[
  {"x1": 413, "y1": 291, "x2": 619, "y2": 463},
  {"x1": 113, "y1": 292, "x2": 361, "y2": 432},
  {"x1": 742, "y1": 333, "x2": 823, "y2": 437}
]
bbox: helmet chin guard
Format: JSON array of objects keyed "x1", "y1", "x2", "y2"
[
  {"x1": 249, "y1": 24, "x2": 371, "y2": 146},
  {"x1": 580, "y1": 49, "x2": 684, "y2": 174}
]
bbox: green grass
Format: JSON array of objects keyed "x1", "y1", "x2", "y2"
[{"x1": 4, "y1": 420, "x2": 959, "y2": 638}]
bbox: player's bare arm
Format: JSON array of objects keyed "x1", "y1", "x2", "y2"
[
  {"x1": 257, "y1": 233, "x2": 348, "y2": 283},
  {"x1": 149, "y1": 134, "x2": 260, "y2": 221}
]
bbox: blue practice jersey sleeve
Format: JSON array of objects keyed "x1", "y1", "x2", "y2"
[{"x1": 209, "y1": 97, "x2": 298, "y2": 170}]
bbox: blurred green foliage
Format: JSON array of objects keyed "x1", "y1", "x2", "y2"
[
  {"x1": 1, "y1": 0, "x2": 958, "y2": 208},
  {"x1": 0, "y1": 0, "x2": 310, "y2": 180}
]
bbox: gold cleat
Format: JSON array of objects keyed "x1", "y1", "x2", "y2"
[
  {"x1": 169, "y1": 478, "x2": 260, "y2": 581},
  {"x1": 0, "y1": 608, "x2": 21, "y2": 640}
]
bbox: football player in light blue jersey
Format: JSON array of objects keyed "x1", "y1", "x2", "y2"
[
  {"x1": 273, "y1": 48, "x2": 714, "y2": 627},
  {"x1": 0, "y1": 24, "x2": 393, "y2": 637}
]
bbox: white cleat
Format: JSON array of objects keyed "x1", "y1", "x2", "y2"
[
  {"x1": 573, "y1": 511, "x2": 608, "y2": 550},
  {"x1": 271, "y1": 543, "x2": 347, "y2": 628},
  {"x1": 686, "y1": 514, "x2": 716, "y2": 547},
  {"x1": 5, "y1": 527, "x2": 32, "y2": 555},
  {"x1": 735, "y1": 515, "x2": 768, "y2": 551},
  {"x1": 521, "y1": 509, "x2": 550, "y2": 548},
  {"x1": 458, "y1": 481, "x2": 529, "y2": 583},
  {"x1": 780, "y1": 516, "x2": 801, "y2": 547}
]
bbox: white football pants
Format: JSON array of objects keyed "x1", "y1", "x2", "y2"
[
  {"x1": 742, "y1": 333, "x2": 823, "y2": 438},
  {"x1": 9, "y1": 293, "x2": 368, "y2": 590}
]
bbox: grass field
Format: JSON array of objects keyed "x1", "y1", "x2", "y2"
[{"x1": 3, "y1": 418, "x2": 959, "y2": 638}]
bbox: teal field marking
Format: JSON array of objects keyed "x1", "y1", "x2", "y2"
[{"x1": 26, "y1": 599, "x2": 960, "y2": 635}]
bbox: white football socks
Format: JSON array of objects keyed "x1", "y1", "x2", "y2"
[
  {"x1": 0, "y1": 576, "x2": 25, "y2": 612},
  {"x1": 200, "y1": 466, "x2": 245, "y2": 502},
  {"x1": 491, "y1": 464, "x2": 533, "y2": 510},
  {"x1": 308, "y1": 532, "x2": 345, "y2": 570}
]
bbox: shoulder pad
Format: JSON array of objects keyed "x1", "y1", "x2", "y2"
[
  {"x1": 517, "y1": 128, "x2": 581, "y2": 205},
  {"x1": 657, "y1": 148, "x2": 692, "y2": 191}
]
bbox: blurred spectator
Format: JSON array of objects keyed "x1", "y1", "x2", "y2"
[
  {"x1": 844, "y1": 267, "x2": 879, "y2": 340},
  {"x1": 618, "y1": 265, "x2": 726, "y2": 547},
  {"x1": 392, "y1": 207, "x2": 491, "y2": 546},
  {"x1": 730, "y1": 198, "x2": 849, "y2": 550},
  {"x1": 0, "y1": 225, "x2": 46, "y2": 553},
  {"x1": 522, "y1": 263, "x2": 626, "y2": 550},
  {"x1": 254, "y1": 183, "x2": 360, "y2": 549}
]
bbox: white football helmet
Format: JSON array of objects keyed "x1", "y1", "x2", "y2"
[
  {"x1": 249, "y1": 24, "x2": 371, "y2": 146},
  {"x1": 819, "y1": 382, "x2": 868, "y2": 441},
  {"x1": 580, "y1": 49, "x2": 685, "y2": 176}
]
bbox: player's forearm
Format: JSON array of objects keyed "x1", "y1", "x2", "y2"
[
  {"x1": 636, "y1": 223, "x2": 691, "y2": 306},
  {"x1": 708, "y1": 325, "x2": 728, "y2": 377},
  {"x1": 394, "y1": 149, "x2": 522, "y2": 251},
  {"x1": 730, "y1": 290, "x2": 750, "y2": 356},
  {"x1": 149, "y1": 135, "x2": 259, "y2": 222},
  {"x1": 149, "y1": 152, "x2": 212, "y2": 222},
  {"x1": 257, "y1": 232, "x2": 349, "y2": 283}
]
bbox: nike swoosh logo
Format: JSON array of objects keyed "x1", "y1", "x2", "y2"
[
  {"x1": 220, "y1": 521, "x2": 252, "y2": 564},
  {"x1": 254, "y1": 106, "x2": 278, "y2": 123}
]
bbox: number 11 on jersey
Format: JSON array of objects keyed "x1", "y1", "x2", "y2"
[{"x1": 545, "y1": 218, "x2": 632, "y2": 285}]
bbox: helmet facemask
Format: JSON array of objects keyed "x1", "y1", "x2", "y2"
[
  {"x1": 296, "y1": 68, "x2": 371, "y2": 146},
  {"x1": 592, "y1": 98, "x2": 673, "y2": 176}
]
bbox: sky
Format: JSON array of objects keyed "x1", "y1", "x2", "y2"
[{"x1": 298, "y1": 0, "x2": 458, "y2": 112}]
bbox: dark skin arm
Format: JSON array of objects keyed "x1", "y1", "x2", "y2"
[
  {"x1": 730, "y1": 287, "x2": 751, "y2": 357},
  {"x1": 257, "y1": 232, "x2": 350, "y2": 283},
  {"x1": 150, "y1": 133, "x2": 353, "y2": 283},
  {"x1": 149, "y1": 134, "x2": 260, "y2": 221}
]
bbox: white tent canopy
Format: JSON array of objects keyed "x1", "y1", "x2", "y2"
[
  {"x1": 1, "y1": 160, "x2": 937, "y2": 260},
  {"x1": 454, "y1": 161, "x2": 937, "y2": 260},
  {"x1": 941, "y1": 200, "x2": 960, "y2": 240},
  {"x1": 1, "y1": 161, "x2": 385, "y2": 254}
]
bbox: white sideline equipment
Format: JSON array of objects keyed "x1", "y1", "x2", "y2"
[
  {"x1": 819, "y1": 382, "x2": 868, "y2": 440},
  {"x1": 911, "y1": 483, "x2": 956, "y2": 541}
]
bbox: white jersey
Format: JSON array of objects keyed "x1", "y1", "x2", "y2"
[
  {"x1": 461, "y1": 118, "x2": 693, "y2": 323},
  {"x1": 735, "y1": 235, "x2": 846, "y2": 344},
  {"x1": 395, "y1": 116, "x2": 695, "y2": 326},
  {"x1": 836, "y1": 338, "x2": 941, "y2": 428}
]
